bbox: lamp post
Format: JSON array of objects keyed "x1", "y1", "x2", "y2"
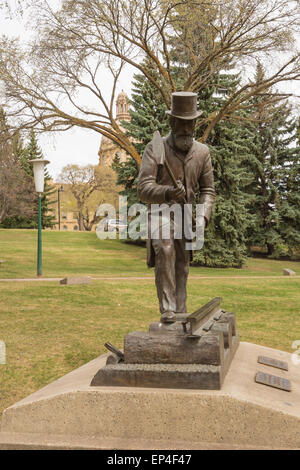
[
  {"x1": 29, "y1": 158, "x2": 50, "y2": 277},
  {"x1": 57, "y1": 185, "x2": 64, "y2": 231}
]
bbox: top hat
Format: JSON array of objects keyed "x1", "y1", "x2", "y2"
[{"x1": 166, "y1": 92, "x2": 202, "y2": 120}]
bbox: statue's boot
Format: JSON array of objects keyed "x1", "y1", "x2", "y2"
[{"x1": 160, "y1": 311, "x2": 176, "y2": 323}]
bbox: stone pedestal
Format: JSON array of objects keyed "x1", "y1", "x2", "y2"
[
  {"x1": 1, "y1": 342, "x2": 299, "y2": 450},
  {"x1": 91, "y1": 298, "x2": 240, "y2": 389}
]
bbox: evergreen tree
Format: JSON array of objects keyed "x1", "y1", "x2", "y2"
[
  {"x1": 114, "y1": 69, "x2": 257, "y2": 266},
  {"x1": 122, "y1": 61, "x2": 170, "y2": 155},
  {"x1": 112, "y1": 155, "x2": 139, "y2": 207},
  {"x1": 246, "y1": 64, "x2": 300, "y2": 258},
  {"x1": 192, "y1": 72, "x2": 256, "y2": 267},
  {"x1": 277, "y1": 116, "x2": 300, "y2": 258}
]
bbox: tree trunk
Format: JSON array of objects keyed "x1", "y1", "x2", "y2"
[
  {"x1": 267, "y1": 243, "x2": 274, "y2": 256},
  {"x1": 78, "y1": 211, "x2": 84, "y2": 231}
]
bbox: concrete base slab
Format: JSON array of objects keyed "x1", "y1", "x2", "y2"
[
  {"x1": 1, "y1": 342, "x2": 300, "y2": 450},
  {"x1": 0, "y1": 432, "x2": 294, "y2": 450}
]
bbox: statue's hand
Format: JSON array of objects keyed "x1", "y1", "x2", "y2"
[{"x1": 166, "y1": 181, "x2": 186, "y2": 202}]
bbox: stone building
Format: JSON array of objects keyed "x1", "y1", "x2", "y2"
[{"x1": 98, "y1": 90, "x2": 131, "y2": 167}]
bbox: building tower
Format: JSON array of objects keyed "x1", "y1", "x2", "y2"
[
  {"x1": 98, "y1": 91, "x2": 131, "y2": 167},
  {"x1": 116, "y1": 91, "x2": 131, "y2": 122}
]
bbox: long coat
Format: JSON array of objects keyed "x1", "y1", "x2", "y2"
[{"x1": 137, "y1": 133, "x2": 216, "y2": 267}]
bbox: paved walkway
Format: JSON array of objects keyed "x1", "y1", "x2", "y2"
[{"x1": 0, "y1": 275, "x2": 298, "y2": 282}]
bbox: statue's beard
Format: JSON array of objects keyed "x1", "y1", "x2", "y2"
[{"x1": 173, "y1": 134, "x2": 193, "y2": 153}]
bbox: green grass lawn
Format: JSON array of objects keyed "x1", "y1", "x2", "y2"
[
  {"x1": 0, "y1": 229, "x2": 299, "y2": 418},
  {"x1": 0, "y1": 229, "x2": 299, "y2": 278}
]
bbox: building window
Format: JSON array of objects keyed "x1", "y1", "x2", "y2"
[
  {"x1": 63, "y1": 225, "x2": 68, "y2": 231},
  {"x1": 73, "y1": 225, "x2": 78, "y2": 231},
  {"x1": 62, "y1": 212, "x2": 67, "y2": 220}
]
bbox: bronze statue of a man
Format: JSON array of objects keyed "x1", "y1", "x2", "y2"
[{"x1": 138, "y1": 92, "x2": 215, "y2": 323}]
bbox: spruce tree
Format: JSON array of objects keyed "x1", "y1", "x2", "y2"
[
  {"x1": 112, "y1": 155, "x2": 139, "y2": 207},
  {"x1": 121, "y1": 61, "x2": 170, "y2": 156},
  {"x1": 246, "y1": 64, "x2": 300, "y2": 258},
  {"x1": 114, "y1": 69, "x2": 257, "y2": 266},
  {"x1": 277, "y1": 116, "x2": 300, "y2": 258},
  {"x1": 192, "y1": 72, "x2": 256, "y2": 267}
]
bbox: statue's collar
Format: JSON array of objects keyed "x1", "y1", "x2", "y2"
[{"x1": 165, "y1": 133, "x2": 196, "y2": 163}]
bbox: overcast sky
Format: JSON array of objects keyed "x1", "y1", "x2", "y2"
[{"x1": 0, "y1": 3, "x2": 299, "y2": 181}]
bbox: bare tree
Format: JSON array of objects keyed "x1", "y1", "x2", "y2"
[
  {"x1": 0, "y1": 0, "x2": 299, "y2": 164},
  {"x1": 58, "y1": 164, "x2": 118, "y2": 231},
  {"x1": 0, "y1": 108, "x2": 35, "y2": 223}
]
